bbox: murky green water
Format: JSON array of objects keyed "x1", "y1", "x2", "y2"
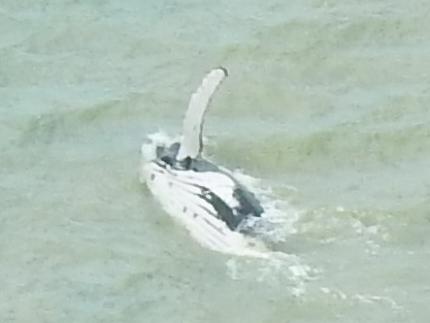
[{"x1": 1, "y1": 0, "x2": 430, "y2": 322}]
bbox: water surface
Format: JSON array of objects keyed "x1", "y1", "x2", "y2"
[{"x1": 1, "y1": 1, "x2": 430, "y2": 322}]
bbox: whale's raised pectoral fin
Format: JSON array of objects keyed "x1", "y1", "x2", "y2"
[{"x1": 177, "y1": 67, "x2": 228, "y2": 160}]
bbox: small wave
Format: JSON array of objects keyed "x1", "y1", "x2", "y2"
[
  {"x1": 226, "y1": 252, "x2": 318, "y2": 297},
  {"x1": 320, "y1": 287, "x2": 403, "y2": 311},
  {"x1": 296, "y1": 206, "x2": 391, "y2": 246},
  {"x1": 19, "y1": 97, "x2": 134, "y2": 146}
]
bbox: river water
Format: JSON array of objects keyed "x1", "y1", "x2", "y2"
[{"x1": 1, "y1": 0, "x2": 429, "y2": 322}]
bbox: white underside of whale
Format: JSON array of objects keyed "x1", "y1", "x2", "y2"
[{"x1": 141, "y1": 160, "x2": 269, "y2": 257}]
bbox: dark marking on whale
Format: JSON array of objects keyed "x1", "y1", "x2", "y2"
[
  {"x1": 202, "y1": 217, "x2": 225, "y2": 235},
  {"x1": 153, "y1": 141, "x2": 264, "y2": 232},
  {"x1": 156, "y1": 142, "x2": 219, "y2": 172},
  {"x1": 197, "y1": 186, "x2": 263, "y2": 231},
  {"x1": 233, "y1": 187, "x2": 264, "y2": 217}
]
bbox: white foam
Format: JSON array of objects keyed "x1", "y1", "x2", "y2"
[
  {"x1": 231, "y1": 168, "x2": 302, "y2": 242},
  {"x1": 226, "y1": 252, "x2": 315, "y2": 296}
]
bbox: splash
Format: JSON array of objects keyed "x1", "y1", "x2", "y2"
[{"x1": 141, "y1": 132, "x2": 315, "y2": 293}]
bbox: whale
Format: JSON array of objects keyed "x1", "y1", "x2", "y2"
[{"x1": 141, "y1": 68, "x2": 268, "y2": 257}]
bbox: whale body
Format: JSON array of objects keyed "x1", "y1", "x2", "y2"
[{"x1": 141, "y1": 68, "x2": 268, "y2": 256}]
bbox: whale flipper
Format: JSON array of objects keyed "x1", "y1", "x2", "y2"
[{"x1": 177, "y1": 67, "x2": 228, "y2": 160}]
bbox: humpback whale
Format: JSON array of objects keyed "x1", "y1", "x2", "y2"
[{"x1": 141, "y1": 68, "x2": 268, "y2": 256}]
